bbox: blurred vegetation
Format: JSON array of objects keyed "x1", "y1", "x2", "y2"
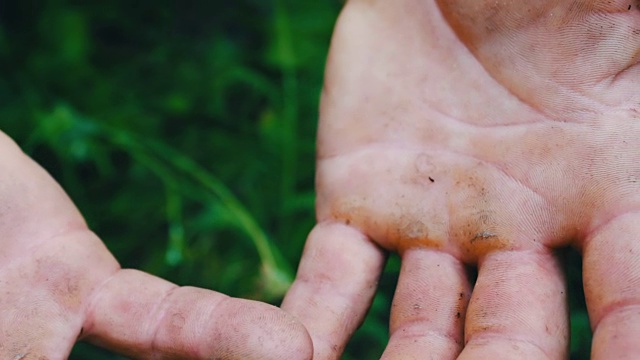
[{"x1": 0, "y1": 1, "x2": 590, "y2": 359}]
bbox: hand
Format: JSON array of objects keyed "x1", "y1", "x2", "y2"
[
  {"x1": 0, "y1": 131, "x2": 312, "y2": 359},
  {"x1": 282, "y1": 1, "x2": 640, "y2": 358}
]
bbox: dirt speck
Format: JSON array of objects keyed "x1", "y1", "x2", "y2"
[{"x1": 470, "y1": 231, "x2": 498, "y2": 243}]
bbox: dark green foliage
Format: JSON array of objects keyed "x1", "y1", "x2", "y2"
[{"x1": 0, "y1": 1, "x2": 590, "y2": 358}]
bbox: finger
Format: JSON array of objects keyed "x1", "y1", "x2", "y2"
[
  {"x1": 82, "y1": 269, "x2": 312, "y2": 360},
  {"x1": 281, "y1": 222, "x2": 386, "y2": 360},
  {"x1": 583, "y1": 213, "x2": 640, "y2": 359},
  {"x1": 380, "y1": 248, "x2": 469, "y2": 360},
  {"x1": 459, "y1": 250, "x2": 568, "y2": 359}
]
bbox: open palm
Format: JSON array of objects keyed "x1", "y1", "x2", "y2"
[{"x1": 283, "y1": 1, "x2": 640, "y2": 359}]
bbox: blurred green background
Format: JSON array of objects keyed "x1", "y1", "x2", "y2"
[{"x1": 0, "y1": 1, "x2": 591, "y2": 359}]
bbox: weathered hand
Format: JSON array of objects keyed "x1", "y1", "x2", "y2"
[
  {"x1": 0, "y1": 131, "x2": 312, "y2": 359},
  {"x1": 282, "y1": 1, "x2": 640, "y2": 358}
]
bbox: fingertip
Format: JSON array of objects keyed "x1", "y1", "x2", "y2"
[
  {"x1": 150, "y1": 289, "x2": 315, "y2": 359},
  {"x1": 216, "y1": 298, "x2": 314, "y2": 360}
]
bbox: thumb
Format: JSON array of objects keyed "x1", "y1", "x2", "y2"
[{"x1": 81, "y1": 269, "x2": 313, "y2": 360}]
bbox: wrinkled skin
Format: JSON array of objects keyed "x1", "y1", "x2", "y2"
[
  {"x1": 282, "y1": 0, "x2": 640, "y2": 359},
  {"x1": 0, "y1": 131, "x2": 312, "y2": 358}
]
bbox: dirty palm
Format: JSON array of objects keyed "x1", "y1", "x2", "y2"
[{"x1": 282, "y1": 0, "x2": 640, "y2": 359}]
